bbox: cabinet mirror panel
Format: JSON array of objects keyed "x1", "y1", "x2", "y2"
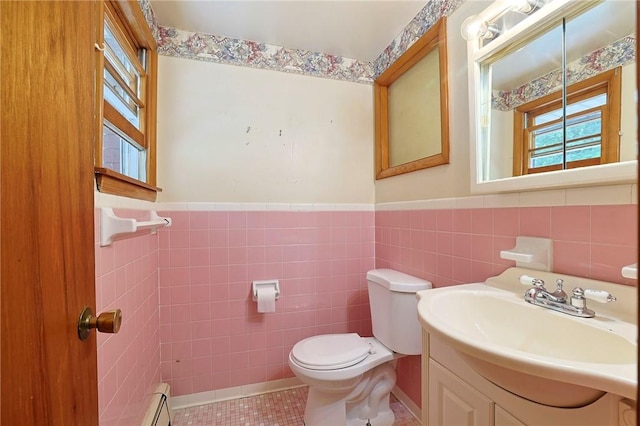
[{"x1": 470, "y1": 0, "x2": 636, "y2": 191}]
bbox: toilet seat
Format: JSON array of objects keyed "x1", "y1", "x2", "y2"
[{"x1": 291, "y1": 333, "x2": 372, "y2": 370}]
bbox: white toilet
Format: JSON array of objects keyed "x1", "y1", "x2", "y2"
[{"x1": 288, "y1": 269, "x2": 431, "y2": 426}]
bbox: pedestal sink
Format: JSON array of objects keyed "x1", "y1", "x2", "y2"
[{"x1": 417, "y1": 268, "x2": 637, "y2": 408}]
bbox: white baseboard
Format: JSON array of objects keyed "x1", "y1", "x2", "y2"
[
  {"x1": 170, "y1": 377, "x2": 304, "y2": 410},
  {"x1": 392, "y1": 385, "x2": 422, "y2": 422}
]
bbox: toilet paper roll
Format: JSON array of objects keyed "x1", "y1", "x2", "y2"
[{"x1": 256, "y1": 286, "x2": 277, "y2": 313}]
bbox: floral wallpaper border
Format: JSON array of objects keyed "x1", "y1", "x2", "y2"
[
  {"x1": 371, "y1": 0, "x2": 464, "y2": 78},
  {"x1": 138, "y1": 0, "x2": 461, "y2": 84},
  {"x1": 139, "y1": 0, "x2": 634, "y2": 92},
  {"x1": 492, "y1": 34, "x2": 636, "y2": 111},
  {"x1": 155, "y1": 27, "x2": 374, "y2": 84},
  {"x1": 139, "y1": 0, "x2": 159, "y2": 42}
]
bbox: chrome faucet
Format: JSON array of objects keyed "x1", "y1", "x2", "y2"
[{"x1": 521, "y1": 275, "x2": 616, "y2": 318}]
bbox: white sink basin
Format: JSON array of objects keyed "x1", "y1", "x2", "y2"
[{"x1": 417, "y1": 269, "x2": 637, "y2": 407}]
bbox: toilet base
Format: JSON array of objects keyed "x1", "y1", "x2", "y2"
[
  {"x1": 303, "y1": 362, "x2": 396, "y2": 426},
  {"x1": 347, "y1": 407, "x2": 394, "y2": 426}
]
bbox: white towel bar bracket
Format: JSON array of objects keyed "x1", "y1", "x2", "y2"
[{"x1": 100, "y1": 208, "x2": 172, "y2": 247}]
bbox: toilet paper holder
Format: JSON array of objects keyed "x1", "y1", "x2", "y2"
[{"x1": 252, "y1": 279, "x2": 280, "y2": 301}]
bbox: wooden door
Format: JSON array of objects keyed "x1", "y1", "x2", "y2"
[{"x1": 1, "y1": 1, "x2": 99, "y2": 424}]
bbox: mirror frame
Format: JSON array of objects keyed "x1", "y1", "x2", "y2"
[
  {"x1": 374, "y1": 17, "x2": 450, "y2": 180},
  {"x1": 467, "y1": 0, "x2": 637, "y2": 193}
]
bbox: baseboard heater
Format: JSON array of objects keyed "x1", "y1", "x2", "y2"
[{"x1": 140, "y1": 383, "x2": 173, "y2": 426}]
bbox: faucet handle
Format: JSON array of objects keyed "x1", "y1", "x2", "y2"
[
  {"x1": 571, "y1": 287, "x2": 616, "y2": 311},
  {"x1": 520, "y1": 275, "x2": 545, "y2": 288},
  {"x1": 583, "y1": 289, "x2": 617, "y2": 303}
]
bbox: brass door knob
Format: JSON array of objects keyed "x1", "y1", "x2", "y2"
[{"x1": 77, "y1": 306, "x2": 122, "y2": 341}]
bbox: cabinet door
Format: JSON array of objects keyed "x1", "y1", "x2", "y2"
[
  {"x1": 429, "y1": 360, "x2": 493, "y2": 426},
  {"x1": 619, "y1": 399, "x2": 637, "y2": 426},
  {"x1": 495, "y1": 406, "x2": 526, "y2": 426}
]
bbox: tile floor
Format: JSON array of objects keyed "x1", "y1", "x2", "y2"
[{"x1": 172, "y1": 387, "x2": 421, "y2": 426}]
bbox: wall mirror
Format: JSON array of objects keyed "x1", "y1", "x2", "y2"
[
  {"x1": 466, "y1": 0, "x2": 637, "y2": 193},
  {"x1": 375, "y1": 17, "x2": 450, "y2": 180}
]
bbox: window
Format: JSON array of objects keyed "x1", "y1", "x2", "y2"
[
  {"x1": 513, "y1": 68, "x2": 621, "y2": 176},
  {"x1": 95, "y1": 0, "x2": 159, "y2": 201},
  {"x1": 374, "y1": 17, "x2": 450, "y2": 179}
]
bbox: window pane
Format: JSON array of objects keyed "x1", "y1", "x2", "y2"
[
  {"x1": 104, "y1": 24, "x2": 139, "y2": 94},
  {"x1": 104, "y1": 69, "x2": 140, "y2": 128},
  {"x1": 103, "y1": 124, "x2": 146, "y2": 181},
  {"x1": 104, "y1": 22, "x2": 142, "y2": 130},
  {"x1": 566, "y1": 110, "x2": 601, "y2": 140},
  {"x1": 531, "y1": 124, "x2": 562, "y2": 148},
  {"x1": 566, "y1": 145, "x2": 601, "y2": 162},
  {"x1": 531, "y1": 152, "x2": 563, "y2": 168},
  {"x1": 534, "y1": 108, "x2": 562, "y2": 126},
  {"x1": 567, "y1": 93, "x2": 606, "y2": 116},
  {"x1": 533, "y1": 93, "x2": 606, "y2": 127}
]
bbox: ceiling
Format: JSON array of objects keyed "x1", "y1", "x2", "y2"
[{"x1": 149, "y1": 1, "x2": 427, "y2": 62}]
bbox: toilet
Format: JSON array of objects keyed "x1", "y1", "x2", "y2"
[{"x1": 288, "y1": 269, "x2": 432, "y2": 426}]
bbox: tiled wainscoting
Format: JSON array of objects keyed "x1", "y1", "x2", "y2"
[
  {"x1": 95, "y1": 210, "x2": 162, "y2": 425},
  {"x1": 94, "y1": 200, "x2": 637, "y2": 424},
  {"x1": 156, "y1": 210, "x2": 376, "y2": 396},
  {"x1": 376, "y1": 205, "x2": 637, "y2": 287},
  {"x1": 376, "y1": 204, "x2": 637, "y2": 405}
]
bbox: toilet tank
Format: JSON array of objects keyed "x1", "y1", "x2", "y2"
[{"x1": 366, "y1": 269, "x2": 432, "y2": 355}]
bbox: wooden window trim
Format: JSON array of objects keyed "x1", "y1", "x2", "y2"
[
  {"x1": 513, "y1": 68, "x2": 621, "y2": 176},
  {"x1": 96, "y1": 0, "x2": 160, "y2": 201},
  {"x1": 103, "y1": 102, "x2": 145, "y2": 147},
  {"x1": 374, "y1": 17, "x2": 450, "y2": 179},
  {"x1": 107, "y1": 0, "x2": 156, "y2": 50},
  {"x1": 95, "y1": 168, "x2": 160, "y2": 202}
]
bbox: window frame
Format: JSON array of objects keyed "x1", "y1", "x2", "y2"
[
  {"x1": 95, "y1": 0, "x2": 159, "y2": 201},
  {"x1": 512, "y1": 68, "x2": 621, "y2": 176},
  {"x1": 374, "y1": 17, "x2": 450, "y2": 179}
]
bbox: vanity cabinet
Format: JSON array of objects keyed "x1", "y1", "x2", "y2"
[
  {"x1": 423, "y1": 331, "x2": 629, "y2": 426},
  {"x1": 428, "y1": 359, "x2": 492, "y2": 425},
  {"x1": 428, "y1": 358, "x2": 526, "y2": 426},
  {"x1": 494, "y1": 406, "x2": 526, "y2": 426}
]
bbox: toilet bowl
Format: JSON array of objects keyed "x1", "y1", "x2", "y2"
[{"x1": 288, "y1": 269, "x2": 431, "y2": 426}]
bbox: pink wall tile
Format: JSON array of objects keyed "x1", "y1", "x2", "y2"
[
  {"x1": 95, "y1": 210, "x2": 160, "y2": 426},
  {"x1": 591, "y1": 205, "x2": 637, "y2": 246},
  {"x1": 519, "y1": 207, "x2": 551, "y2": 237},
  {"x1": 157, "y1": 209, "x2": 375, "y2": 398},
  {"x1": 591, "y1": 243, "x2": 638, "y2": 284},
  {"x1": 550, "y1": 206, "x2": 590, "y2": 242},
  {"x1": 453, "y1": 209, "x2": 473, "y2": 234},
  {"x1": 471, "y1": 208, "x2": 493, "y2": 235},
  {"x1": 375, "y1": 204, "x2": 637, "y2": 407},
  {"x1": 96, "y1": 203, "x2": 636, "y2": 421},
  {"x1": 493, "y1": 208, "x2": 519, "y2": 237},
  {"x1": 554, "y1": 241, "x2": 591, "y2": 277},
  {"x1": 436, "y1": 209, "x2": 453, "y2": 231}
]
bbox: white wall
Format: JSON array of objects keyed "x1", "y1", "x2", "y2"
[
  {"x1": 488, "y1": 109, "x2": 514, "y2": 181},
  {"x1": 621, "y1": 62, "x2": 637, "y2": 162},
  {"x1": 157, "y1": 57, "x2": 375, "y2": 204}
]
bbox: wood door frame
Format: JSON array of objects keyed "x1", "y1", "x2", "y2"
[{"x1": 1, "y1": 1, "x2": 99, "y2": 424}]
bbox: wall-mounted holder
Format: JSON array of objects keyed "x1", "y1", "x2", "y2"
[
  {"x1": 621, "y1": 263, "x2": 637, "y2": 279},
  {"x1": 500, "y1": 236, "x2": 552, "y2": 271},
  {"x1": 252, "y1": 279, "x2": 280, "y2": 301},
  {"x1": 100, "y1": 207, "x2": 172, "y2": 247}
]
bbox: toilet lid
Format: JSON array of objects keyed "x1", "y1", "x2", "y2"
[{"x1": 291, "y1": 333, "x2": 372, "y2": 370}]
